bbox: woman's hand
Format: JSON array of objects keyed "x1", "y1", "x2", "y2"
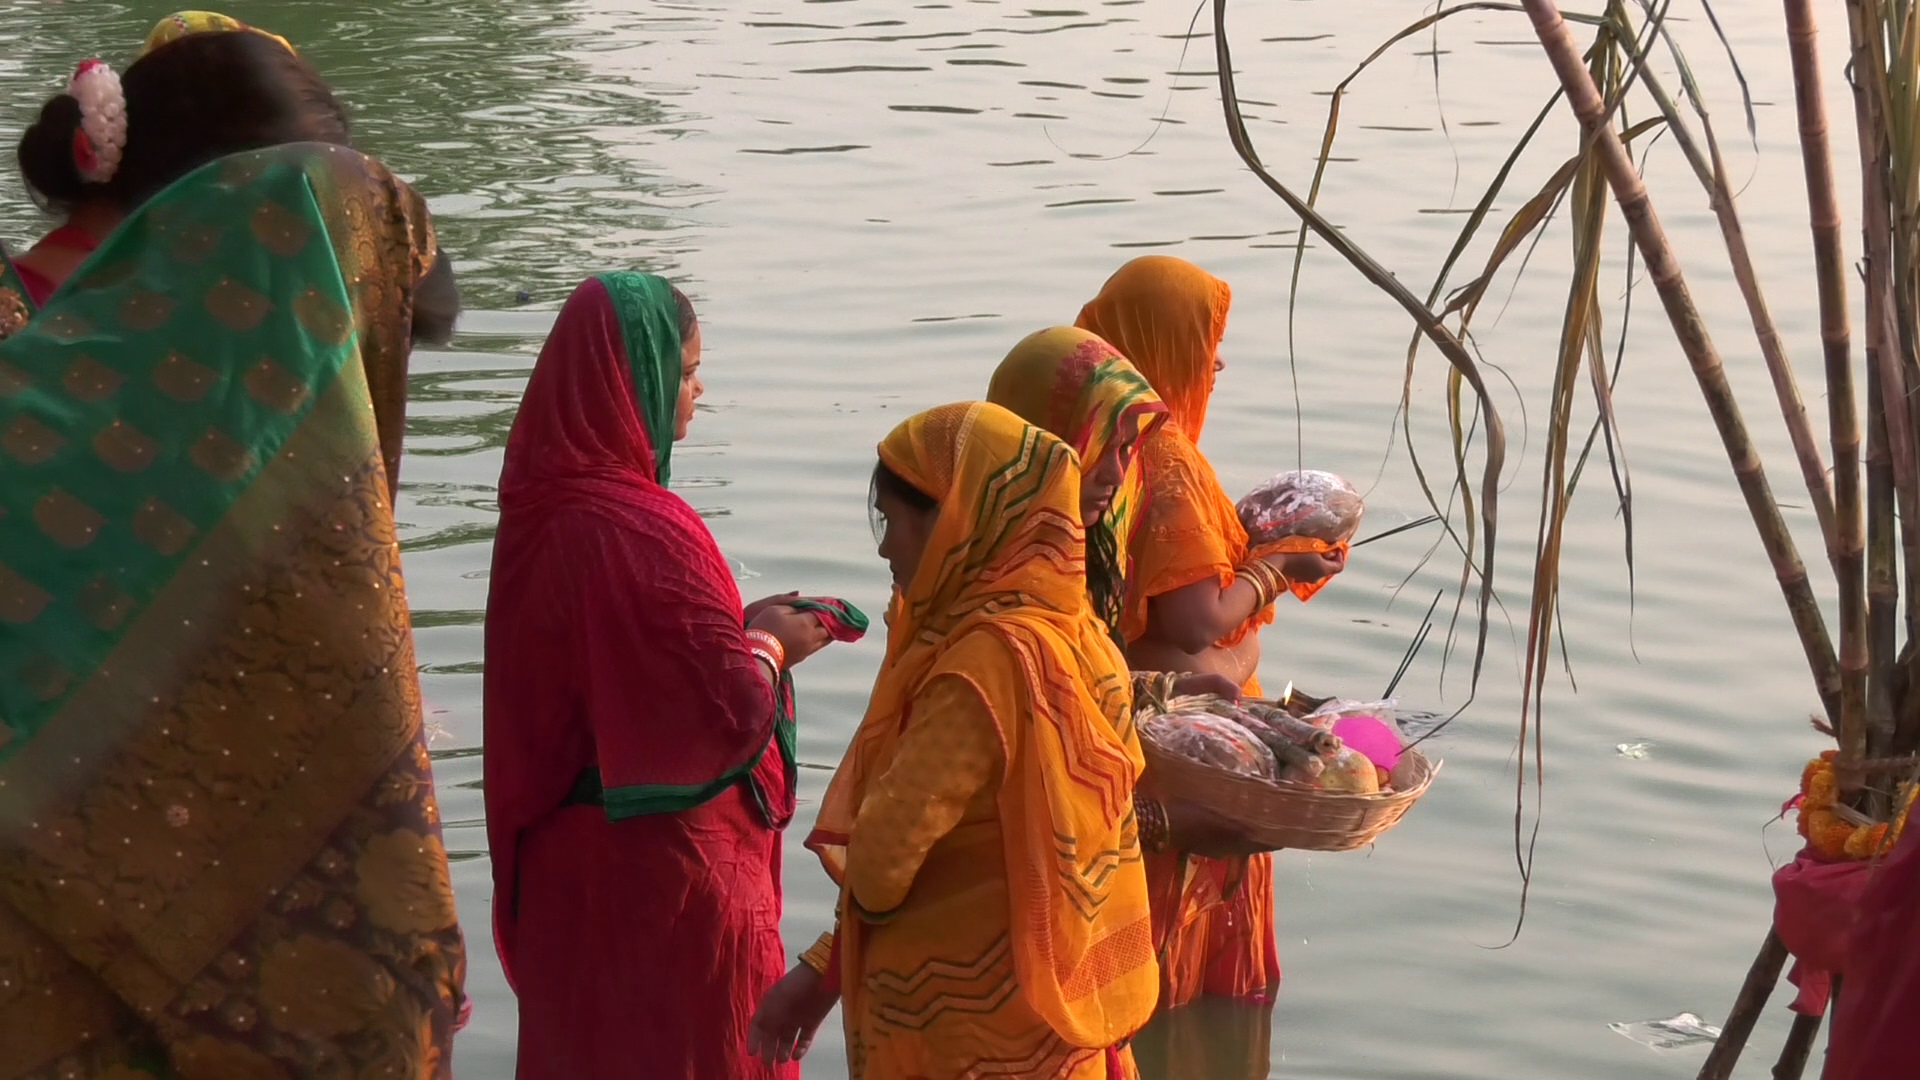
[
  {"x1": 1164, "y1": 799, "x2": 1274, "y2": 859},
  {"x1": 1262, "y1": 546, "x2": 1347, "y2": 588},
  {"x1": 744, "y1": 591, "x2": 800, "y2": 623},
  {"x1": 748, "y1": 962, "x2": 839, "y2": 1064},
  {"x1": 749, "y1": 605, "x2": 833, "y2": 667},
  {"x1": 1170, "y1": 672, "x2": 1242, "y2": 701}
]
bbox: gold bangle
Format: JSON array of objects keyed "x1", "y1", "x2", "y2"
[
  {"x1": 799, "y1": 931, "x2": 834, "y2": 975},
  {"x1": 1248, "y1": 558, "x2": 1291, "y2": 607},
  {"x1": 1267, "y1": 563, "x2": 1294, "y2": 603},
  {"x1": 1235, "y1": 564, "x2": 1276, "y2": 610}
]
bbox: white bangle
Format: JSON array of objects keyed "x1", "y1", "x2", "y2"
[{"x1": 749, "y1": 648, "x2": 780, "y2": 679}]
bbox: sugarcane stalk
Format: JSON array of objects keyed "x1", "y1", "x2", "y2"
[
  {"x1": 1867, "y1": 373, "x2": 1898, "y2": 777},
  {"x1": 1770, "y1": 1010, "x2": 1824, "y2": 1080},
  {"x1": 1847, "y1": 0, "x2": 1910, "y2": 762},
  {"x1": 1606, "y1": 0, "x2": 1837, "y2": 553},
  {"x1": 1519, "y1": 0, "x2": 1842, "y2": 725},
  {"x1": 1783, "y1": 0, "x2": 1869, "y2": 775},
  {"x1": 1696, "y1": 930, "x2": 1790, "y2": 1080}
]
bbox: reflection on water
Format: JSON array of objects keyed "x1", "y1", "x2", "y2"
[{"x1": 2, "y1": 1, "x2": 1838, "y2": 1076}]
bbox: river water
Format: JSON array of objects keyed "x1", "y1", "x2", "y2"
[{"x1": 1, "y1": 1, "x2": 1859, "y2": 1077}]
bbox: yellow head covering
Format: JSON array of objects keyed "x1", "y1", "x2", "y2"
[
  {"x1": 142, "y1": 11, "x2": 294, "y2": 57},
  {"x1": 808, "y1": 402, "x2": 1158, "y2": 1048},
  {"x1": 988, "y1": 326, "x2": 1168, "y2": 630},
  {"x1": 1074, "y1": 255, "x2": 1231, "y2": 441},
  {"x1": 987, "y1": 326, "x2": 1167, "y2": 488}
]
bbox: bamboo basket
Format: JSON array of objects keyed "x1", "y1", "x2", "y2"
[{"x1": 1136, "y1": 691, "x2": 1439, "y2": 852}]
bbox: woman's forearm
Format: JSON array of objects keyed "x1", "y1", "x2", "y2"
[{"x1": 1145, "y1": 574, "x2": 1265, "y2": 654}]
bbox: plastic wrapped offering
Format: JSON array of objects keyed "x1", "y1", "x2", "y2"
[
  {"x1": 1237, "y1": 469, "x2": 1365, "y2": 547},
  {"x1": 1139, "y1": 710, "x2": 1279, "y2": 779},
  {"x1": 1241, "y1": 700, "x2": 1343, "y2": 757},
  {"x1": 1304, "y1": 698, "x2": 1398, "y2": 729},
  {"x1": 1157, "y1": 695, "x2": 1334, "y2": 774}
]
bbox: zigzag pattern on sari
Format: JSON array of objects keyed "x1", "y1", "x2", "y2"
[
  {"x1": 868, "y1": 933, "x2": 1018, "y2": 1028},
  {"x1": 810, "y1": 403, "x2": 1156, "y2": 1080}
]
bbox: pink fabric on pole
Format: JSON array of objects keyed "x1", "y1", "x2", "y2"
[{"x1": 1772, "y1": 848, "x2": 1871, "y2": 1016}]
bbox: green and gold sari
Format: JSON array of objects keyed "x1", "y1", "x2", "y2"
[
  {"x1": 0, "y1": 143, "x2": 463, "y2": 1079},
  {"x1": 0, "y1": 243, "x2": 34, "y2": 343}
]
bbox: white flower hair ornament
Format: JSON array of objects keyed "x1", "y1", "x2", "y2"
[{"x1": 67, "y1": 59, "x2": 126, "y2": 185}]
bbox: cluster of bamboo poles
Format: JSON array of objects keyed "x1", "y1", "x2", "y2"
[
  {"x1": 1208, "y1": 0, "x2": 1920, "y2": 1071},
  {"x1": 1514, "y1": 0, "x2": 1918, "y2": 1073}
]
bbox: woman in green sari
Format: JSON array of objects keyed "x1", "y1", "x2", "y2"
[
  {"x1": 0, "y1": 243, "x2": 31, "y2": 341},
  {"x1": 0, "y1": 142, "x2": 464, "y2": 1078}
]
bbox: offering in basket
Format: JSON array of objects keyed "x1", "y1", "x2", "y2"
[{"x1": 1133, "y1": 685, "x2": 1437, "y2": 852}]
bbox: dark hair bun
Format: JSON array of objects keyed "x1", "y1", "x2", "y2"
[
  {"x1": 670, "y1": 285, "x2": 698, "y2": 339},
  {"x1": 16, "y1": 93, "x2": 90, "y2": 210}
]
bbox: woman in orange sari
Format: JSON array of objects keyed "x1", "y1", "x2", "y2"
[
  {"x1": 757, "y1": 402, "x2": 1160, "y2": 1078},
  {"x1": 750, "y1": 339, "x2": 1248, "y2": 1069},
  {"x1": 1075, "y1": 257, "x2": 1345, "y2": 1025}
]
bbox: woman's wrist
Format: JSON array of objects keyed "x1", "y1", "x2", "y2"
[
  {"x1": 1135, "y1": 795, "x2": 1171, "y2": 853},
  {"x1": 1233, "y1": 559, "x2": 1289, "y2": 615},
  {"x1": 745, "y1": 628, "x2": 787, "y2": 672},
  {"x1": 799, "y1": 931, "x2": 834, "y2": 976},
  {"x1": 1232, "y1": 563, "x2": 1272, "y2": 615},
  {"x1": 750, "y1": 655, "x2": 779, "y2": 683},
  {"x1": 1130, "y1": 670, "x2": 1179, "y2": 706}
]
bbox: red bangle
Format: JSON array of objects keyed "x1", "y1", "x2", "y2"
[{"x1": 745, "y1": 628, "x2": 786, "y2": 670}]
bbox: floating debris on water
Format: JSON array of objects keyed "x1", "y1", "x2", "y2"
[
  {"x1": 1616, "y1": 742, "x2": 1653, "y2": 760},
  {"x1": 1608, "y1": 1012, "x2": 1721, "y2": 1051}
]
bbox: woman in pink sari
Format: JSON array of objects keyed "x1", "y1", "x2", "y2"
[{"x1": 483, "y1": 272, "x2": 840, "y2": 1078}]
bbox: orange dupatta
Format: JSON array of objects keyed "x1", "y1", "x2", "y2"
[
  {"x1": 1075, "y1": 256, "x2": 1270, "y2": 648},
  {"x1": 806, "y1": 402, "x2": 1158, "y2": 1051}
]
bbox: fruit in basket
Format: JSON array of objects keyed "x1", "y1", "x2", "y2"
[
  {"x1": 1318, "y1": 748, "x2": 1381, "y2": 795},
  {"x1": 1139, "y1": 711, "x2": 1279, "y2": 779}
]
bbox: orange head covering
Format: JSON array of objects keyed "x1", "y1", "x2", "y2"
[
  {"x1": 1074, "y1": 255, "x2": 1231, "y2": 440},
  {"x1": 1073, "y1": 259, "x2": 1267, "y2": 649},
  {"x1": 807, "y1": 402, "x2": 1158, "y2": 1049}
]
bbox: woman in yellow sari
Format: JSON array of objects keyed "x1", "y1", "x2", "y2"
[
  {"x1": 1074, "y1": 257, "x2": 1344, "y2": 1023},
  {"x1": 757, "y1": 403, "x2": 1159, "y2": 1079},
  {"x1": 985, "y1": 326, "x2": 1165, "y2": 641},
  {"x1": 0, "y1": 142, "x2": 463, "y2": 1078}
]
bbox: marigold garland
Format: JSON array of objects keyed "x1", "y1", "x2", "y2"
[{"x1": 1794, "y1": 752, "x2": 1916, "y2": 860}]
